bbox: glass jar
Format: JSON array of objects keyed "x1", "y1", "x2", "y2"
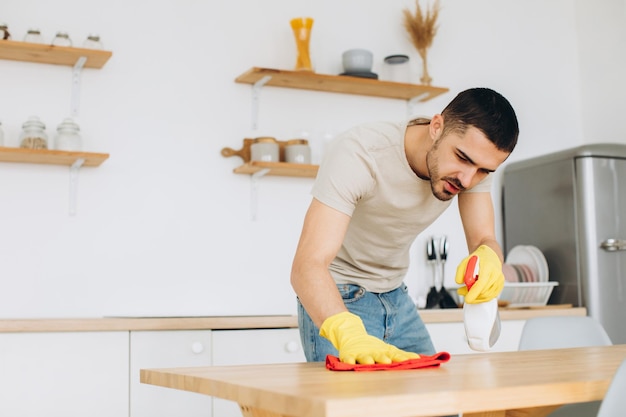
[
  {"x1": 54, "y1": 118, "x2": 82, "y2": 151},
  {"x1": 0, "y1": 121, "x2": 5, "y2": 147},
  {"x1": 24, "y1": 28, "x2": 44, "y2": 44},
  {"x1": 250, "y1": 137, "x2": 279, "y2": 162},
  {"x1": 51, "y1": 31, "x2": 72, "y2": 47},
  {"x1": 0, "y1": 23, "x2": 11, "y2": 40},
  {"x1": 19, "y1": 116, "x2": 48, "y2": 149},
  {"x1": 383, "y1": 54, "x2": 410, "y2": 83},
  {"x1": 285, "y1": 139, "x2": 311, "y2": 164},
  {"x1": 82, "y1": 33, "x2": 103, "y2": 49}
]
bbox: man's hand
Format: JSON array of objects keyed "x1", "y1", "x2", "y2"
[
  {"x1": 319, "y1": 311, "x2": 420, "y2": 364},
  {"x1": 455, "y1": 245, "x2": 504, "y2": 304}
]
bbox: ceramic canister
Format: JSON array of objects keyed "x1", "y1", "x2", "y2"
[
  {"x1": 284, "y1": 139, "x2": 311, "y2": 164},
  {"x1": 250, "y1": 137, "x2": 279, "y2": 162}
]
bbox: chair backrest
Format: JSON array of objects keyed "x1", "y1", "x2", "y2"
[
  {"x1": 518, "y1": 316, "x2": 612, "y2": 351},
  {"x1": 597, "y1": 359, "x2": 626, "y2": 417}
]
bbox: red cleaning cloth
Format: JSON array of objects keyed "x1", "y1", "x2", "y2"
[{"x1": 325, "y1": 351, "x2": 451, "y2": 371}]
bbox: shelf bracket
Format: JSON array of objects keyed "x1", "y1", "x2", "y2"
[
  {"x1": 250, "y1": 168, "x2": 270, "y2": 221},
  {"x1": 71, "y1": 56, "x2": 87, "y2": 117},
  {"x1": 406, "y1": 92, "x2": 429, "y2": 118},
  {"x1": 251, "y1": 75, "x2": 272, "y2": 131},
  {"x1": 69, "y1": 158, "x2": 85, "y2": 216}
]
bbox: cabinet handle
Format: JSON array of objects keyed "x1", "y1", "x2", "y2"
[
  {"x1": 191, "y1": 342, "x2": 204, "y2": 354},
  {"x1": 285, "y1": 341, "x2": 300, "y2": 353},
  {"x1": 600, "y1": 239, "x2": 626, "y2": 252}
]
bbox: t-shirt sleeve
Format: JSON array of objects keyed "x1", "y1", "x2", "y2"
[
  {"x1": 311, "y1": 133, "x2": 376, "y2": 217},
  {"x1": 463, "y1": 172, "x2": 493, "y2": 194}
]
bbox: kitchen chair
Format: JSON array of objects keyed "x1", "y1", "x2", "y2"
[
  {"x1": 518, "y1": 316, "x2": 613, "y2": 417},
  {"x1": 597, "y1": 358, "x2": 626, "y2": 417},
  {"x1": 518, "y1": 315, "x2": 612, "y2": 350}
]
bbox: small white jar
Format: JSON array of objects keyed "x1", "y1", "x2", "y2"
[
  {"x1": 285, "y1": 139, "x2": 311, "y2": 164},
  {"x1": 250, "y1": 137, "x2": 279, "y2": 162},
  {"x1": 54, "y1": 117, "x2": 82, "y2": 151}
]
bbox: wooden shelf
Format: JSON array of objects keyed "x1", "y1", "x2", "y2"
[
  {"x1": 0, "y1": 39, "x2": 112, "y2": 68},
  {"x1": 0, "y1": 147, "x2": 109, "y2": 167},
  {"x1": 235, "y1": 67, "x2": 449, "y2": 101},
  {"x1": 233, "y1": 161, "x2": 318, "y2": 178}
]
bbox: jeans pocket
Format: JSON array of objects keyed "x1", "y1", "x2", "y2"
[{"x1": 337, "y1": 284, "x2": 366, "y2": 304}]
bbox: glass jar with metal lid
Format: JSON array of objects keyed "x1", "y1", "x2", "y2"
[
  {"x1": 285, "y1": 139, "x2": 311, "y2": 164},
  {"x1": 51, "y1": 31, "x2": 72, "y2": 47},
  {"x1": 19, "y1": 116, "x2": 48, "y2": 149},
  {"x1": 24, "y1": 28, "x2": 44, "y2": 44},
  {"x1": 54, "y1": 117, "x2": 82, "y2": 151},
  {"x1": 250, "y1": 137, "x2": 279, "y2": 162}
]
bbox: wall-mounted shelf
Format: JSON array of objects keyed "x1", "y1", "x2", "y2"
[
  {"x1": 234, "y1": 161, "x2": 318, "y2": 178},
  {"x1": 0, "y1": 39, "x2": 112, "y2": 68},
  {"x1": 0, "y1": 147, "x2": 109, "y2": 167},
  {"x1": 235, "y1": 67, "x2": 449, "y2": 101}
]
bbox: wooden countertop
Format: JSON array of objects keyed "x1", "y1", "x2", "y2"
[
  {"x1": 141, "y1": 344, "x2": 626, "y2": 417},
  {"x1": 0, "y1": 306, "x2": 585, "y2": 333}
]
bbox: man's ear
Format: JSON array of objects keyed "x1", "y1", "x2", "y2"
[{"x1": 429, "y1": 114, "x2": 444, "y2": 141}]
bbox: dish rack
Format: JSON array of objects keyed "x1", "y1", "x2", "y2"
[{"x1": 498, "y1": 282, "x2": 559, "y2": 307}]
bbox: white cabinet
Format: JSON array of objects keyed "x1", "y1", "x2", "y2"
[
  {"x1": 426, "y1": 320, "x2": 526, "y2": 354},
  {"x1": 0, "y1": 331, "x2": 129, "y2": 417},
  {"x1": 130, "y1": 330, "x2": 212, "y2": 417},
  {"x1": 211, "y1": 328, "x2": 305, "y2": 417}
]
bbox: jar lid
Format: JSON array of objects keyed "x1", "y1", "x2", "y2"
[
  {"x1": 22, "y1": 115, "x2": 45, "y2": 129},
  {"x1": 57, "y1": 117, "x2": 80, "y2": 131},
  {"x1": 86, "y1": 33, "x2": 100, "y2": 41},
  {"x1": 55, "y1": 31, "x2": 70, "y2": 38},
  {"x1": 27, "y1": 28, "x2": 41, "y2": 34},
  {"x1": 384, "y1": 54, "x2": 409, "y2": 64},
  {"x1": 253, "y1": 137, "x2": 277, "y2": 143},
  {"x1": 286, "y1": 139, "x2": 308, "y2": 146}
]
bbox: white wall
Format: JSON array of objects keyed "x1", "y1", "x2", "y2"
[{"x1": 0, "y1": 0, "x2": 622, "y2": 318}]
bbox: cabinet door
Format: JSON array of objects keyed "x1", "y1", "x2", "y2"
[
  {"x1": 0, "y1": 331, "x2": 129, "y2": 417},
  {"x1": 211, "y1": 328, "x2": 305, "y2": 417},
  {"x1": 130, "y1": 330, "x2": 212, "y2": 417},
  {"x1": 426, "y1": 320, "x2": 525, "y2": 354}
]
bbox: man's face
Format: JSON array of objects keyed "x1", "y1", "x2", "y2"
[{"x1": 426, "y1": 126, "x2": 510, "y2": 201}]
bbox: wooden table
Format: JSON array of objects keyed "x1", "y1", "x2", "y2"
[{"x1": 141, "y1": 344, "x2": 626, "y2": 417}]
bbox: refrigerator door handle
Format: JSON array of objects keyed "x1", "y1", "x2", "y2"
[{"x1": 599, "y1": 238, "x2": 626, "y2": 252}]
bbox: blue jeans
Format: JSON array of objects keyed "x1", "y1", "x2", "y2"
[{"x1": 297, "y1": 283, "x2": 435, "y2": 362}]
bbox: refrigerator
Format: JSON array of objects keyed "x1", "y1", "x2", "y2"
[{"x1": 502, "y1": 143, "x2": 626, "y2": 344}]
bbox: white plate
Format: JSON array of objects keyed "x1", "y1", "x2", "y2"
[
  {"x1": 525, "y1": 245, "x2": 549, "y2": 282},
  {"x1": 506, "y1": 245, "x2": 540, "y2": 282}
]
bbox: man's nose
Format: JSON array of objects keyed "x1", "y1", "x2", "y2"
[{"x1": 458, "y1": 167, "x2": 479, "y2": 189}]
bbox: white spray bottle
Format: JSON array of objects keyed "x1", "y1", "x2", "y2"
[{"x1": 463, "y1": 255, "x2": 501, "y2": 351}]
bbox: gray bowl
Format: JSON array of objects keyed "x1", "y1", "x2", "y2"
[{"x1": 342, "y1": 49, "x2": 373, "y2": 73}]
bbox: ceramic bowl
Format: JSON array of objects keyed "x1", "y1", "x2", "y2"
[{"x1": 342, "y1": 49, "x2": 373, "y2": 73}]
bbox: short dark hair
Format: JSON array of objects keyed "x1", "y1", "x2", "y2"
[{"x1": 441, "y1": 88, "x2": 519, "y2": 153}]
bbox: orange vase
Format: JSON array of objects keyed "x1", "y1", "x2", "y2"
[{"x1": 290, "y1": 17, "x2": 314, "y2": 72}]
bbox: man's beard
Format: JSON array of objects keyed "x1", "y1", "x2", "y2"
[{"x1": 426, "y1": 150, "x2": 464, "y2": 201}]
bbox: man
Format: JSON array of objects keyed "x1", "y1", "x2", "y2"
[{"x1": 290, "y1": 88, "x2": 519, "y2": 364}]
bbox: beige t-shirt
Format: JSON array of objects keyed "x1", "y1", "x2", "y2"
[{"x1": 312, "y1": 120, "x2": 492, "y2": 292}]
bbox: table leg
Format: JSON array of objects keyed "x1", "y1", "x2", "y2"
[{"x1": 240, "y1": 404, "x2": 294, "y2": 417}]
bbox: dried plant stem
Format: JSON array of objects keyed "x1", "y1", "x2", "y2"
[{"x1": 403, "y1": 0, "x2": 440, "y2": 85}]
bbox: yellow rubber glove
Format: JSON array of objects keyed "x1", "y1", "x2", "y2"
[
  {"x1": 319, "y1": 311, "x2": 420, "y2": 364},
  {"x1": 455, "y1": 245, "x2": 504, "y2": 304}
]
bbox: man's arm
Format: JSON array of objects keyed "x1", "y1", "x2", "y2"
[
  {"x1": 458, "y1": 191, "x2": 503, "y2": 261},
  {"x1": 456, "y1": 191, "x2": 505, "y2": 303},
  {"x1": 290, "y1": 198, "x2": 420, "y2": 364},
  {"x1": 290, "y1": 198, "x2": 351, "y2": 327}
]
